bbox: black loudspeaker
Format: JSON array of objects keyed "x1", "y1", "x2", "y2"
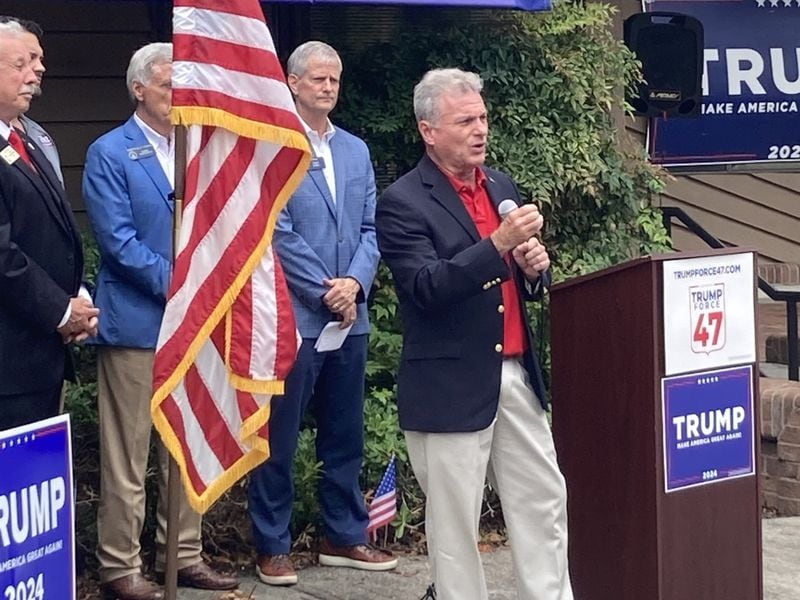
[{"x1": 624, "y1": 12, "x2": 704, "y2": 118}]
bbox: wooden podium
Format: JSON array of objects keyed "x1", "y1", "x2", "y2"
[{"x1": 550, "y1": 249, "x2": 762, "y2": 600}]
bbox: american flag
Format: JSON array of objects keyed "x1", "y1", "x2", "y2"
[
  {"x1": 367, "y1": 455, "x2": 398, "y2": 537},
  {"x1": 150, "y1": 0, "x2": 311, "y2": 514}
]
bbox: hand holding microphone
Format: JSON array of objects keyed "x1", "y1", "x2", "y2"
[
  {"x1": 490, "y1": 199, "x2": 543, "y2": 254},
  {"x1": 495, "y1": 199, "x2": 550, "y2": 278}
]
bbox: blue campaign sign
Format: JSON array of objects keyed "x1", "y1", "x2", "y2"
[
  {"x1": 662, "y1": 365, "x2": 755, "y2": 492},
  {"x1": 646, "y1": 0, "x2": 800, "y2": 168},
  {"x1": 0, "y1": 416, "x2": 75, "y2": 600}
]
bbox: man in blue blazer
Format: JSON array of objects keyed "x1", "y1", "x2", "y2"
[
  {"x1": 83, "y1": 43, "x2": 236, "y2": 600},
  {"x1": 376, "y1": 69, "x2": 574, "y2": 600},
  {"x1": 248, "y1": 41, "x2": 394, "y2": 586}
]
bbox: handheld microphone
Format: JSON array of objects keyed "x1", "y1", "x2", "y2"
[
  {"x1": 497, "y1": 198, "x2": 518, "y2": 219},
  {"x1": 498, "y1": 198, "x2": 543, "y2": 251}
]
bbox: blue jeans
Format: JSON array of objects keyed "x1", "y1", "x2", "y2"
[{"x1": 248, "y1": 334, "x2": 369, "y2": 554}]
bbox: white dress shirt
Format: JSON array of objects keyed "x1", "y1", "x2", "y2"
[{"x1": 133, "y1": 113, "x2": 175, "y2": 188}]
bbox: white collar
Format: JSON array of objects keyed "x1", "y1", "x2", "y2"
[
  {"x1": 0, "y1": 120, "x2": 11, "y2": 141},
  {"x1": 133, "y1": 113, "x2": 173, "y2": 148},
  {"x1": 300, "y1": 117, "x2": 336, "y2": 141}
]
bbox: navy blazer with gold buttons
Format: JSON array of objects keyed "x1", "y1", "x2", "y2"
[{"x1": 376, "y1": 154, "x2": 550, "y2": 433}]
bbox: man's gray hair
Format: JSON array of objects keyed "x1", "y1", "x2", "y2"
[
  {"x1": 286, "y1": 41, "x2": 341, "y2": 77},
  {"x1": 414, "y1": 68, "x2": 484, "y2": 124},
  {"x1": 0, "y1": 19, "x2": 25, "y2": 39},
  {"x1": 126, "y1": 42, "x2": 173, "y2": 102}
]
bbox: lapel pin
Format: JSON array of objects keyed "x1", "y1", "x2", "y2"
[{"x1": 0, "y1": 146, "x2": 20, "y2": 165}]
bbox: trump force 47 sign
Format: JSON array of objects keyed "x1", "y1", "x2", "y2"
[
  {"x1": 690, "y1": 283, "x2": 726, "y2": 354},
  {"x1": 662, "y1": 252, "x2": 756, "y2": 376}
]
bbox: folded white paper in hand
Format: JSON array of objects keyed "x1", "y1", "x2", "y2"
[{"x1": 314, "y1": 320, "x2": 353, "y2": 352}]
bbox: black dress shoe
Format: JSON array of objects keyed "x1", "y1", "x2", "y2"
[
  {"x1": 100, "y1": 573, "x2": 164, "y2": 600},
  {"x1": 157, "y1": 561, "x2": 238, "y2": 590}
]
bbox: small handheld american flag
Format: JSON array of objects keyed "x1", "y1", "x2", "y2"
[{"x1": 367, "y1": 455, "x2": 398, "y2": 539}]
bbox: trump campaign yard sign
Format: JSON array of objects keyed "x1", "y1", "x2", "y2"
[{"x1": 0, "y1": 416, "x2": 75, "y2": 600}]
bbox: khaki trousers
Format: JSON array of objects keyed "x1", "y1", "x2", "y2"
[
  {"x1": 96, "y1": 347, "x2": 202, "y2": 582},
  {"x1": 406, "y1": 359, "x2": 574, "y2": 600}
]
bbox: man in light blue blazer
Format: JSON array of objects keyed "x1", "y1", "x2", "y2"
[
  {"x1": 248, "y1": 41, "x2": 394, "y2": 586},
  {"x1": 83, "y1": 43, "x2": 237, "y2": 600}
]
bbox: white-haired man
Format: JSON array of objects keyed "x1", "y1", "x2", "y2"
[
  {"x1": 0, "y1": 20, "x2": 95, "y2": 430},
  {"x1": 376, "y1": 68, "x2": 574, "y2": 600},
  {"x1": 0, "y1": 16, "x2": 63, "y2": 184},
  {"x1": 83, "y1": 42, "x2": 237, "y2": 600}
]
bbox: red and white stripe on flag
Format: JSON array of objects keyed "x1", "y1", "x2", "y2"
[
  {"x1": 367, "y1": 456, "x2": 398, "y2": 536},
  {"x1": 151, "y1": 0, "x2": 311, "y2": 514}
]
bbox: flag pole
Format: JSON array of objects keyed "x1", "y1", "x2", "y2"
[{"x1": 163, "y1": 123, "x2": 187, "y2": 600}]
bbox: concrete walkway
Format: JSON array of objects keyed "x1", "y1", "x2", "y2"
[
  {"x1": 762, "y1": 517, "x2": 800, "y2": 600},
  {"x1": 177, "y1": 517, "x2": 800, "y2": 599}
]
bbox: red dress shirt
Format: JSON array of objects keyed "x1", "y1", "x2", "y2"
[{"x1": 445, "y1": 168, "x2": 528, "y2": 357}]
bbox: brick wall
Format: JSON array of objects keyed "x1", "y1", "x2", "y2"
[
  {"x1": 759, "y1": 262, "x2": 800, "y2": 285},
  {"x1": 761, "y1": 377, "x2": 800, "y2": 515}
]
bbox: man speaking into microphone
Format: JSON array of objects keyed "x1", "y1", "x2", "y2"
[{"x1": 376, "y1": 68, "x2": 573, "y2": 600}]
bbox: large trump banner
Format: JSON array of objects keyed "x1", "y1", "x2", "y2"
[
  {"x1": 647, "y1": 0, "x2": 800, "y2": 168},
  {"x1": 0, "y1": 416, "x2": 74, "y2": 600}
]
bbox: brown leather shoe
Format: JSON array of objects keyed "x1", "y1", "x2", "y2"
[
  {"x1": 100, "y1": 573, "x2": 164, "y2": 600},
  {"x1": 318, "y1": 539, "x2": 398, "y2": 571},
  {"x1": 168, "y1": 561, "x2": 238, "y2": 590},
  {"x1": 256, "y1": 554, "x2": 298, "y2": 586}
]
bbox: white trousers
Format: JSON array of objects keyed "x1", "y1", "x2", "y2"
[{"x1": 405, "y1": 359, "x2": 573, "y2": 600}]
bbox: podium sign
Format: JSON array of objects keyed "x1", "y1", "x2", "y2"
[
  {"x1": 662, "y1": 365, "x2": 755, "y2": 493},
  {"x1": 662, "y1": 252, "x2": 756, "y2": 376},
  {"x1": 0, "y1": 416, "x2": 75, "y2": 600}
]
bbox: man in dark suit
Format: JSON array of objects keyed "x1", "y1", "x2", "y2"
[
  {"x1": 0, "y1": 20, "x2": 97, "y2": 431},
  {"x1": 376, "y1": 68, "x2": 574, "y2": 600}
]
